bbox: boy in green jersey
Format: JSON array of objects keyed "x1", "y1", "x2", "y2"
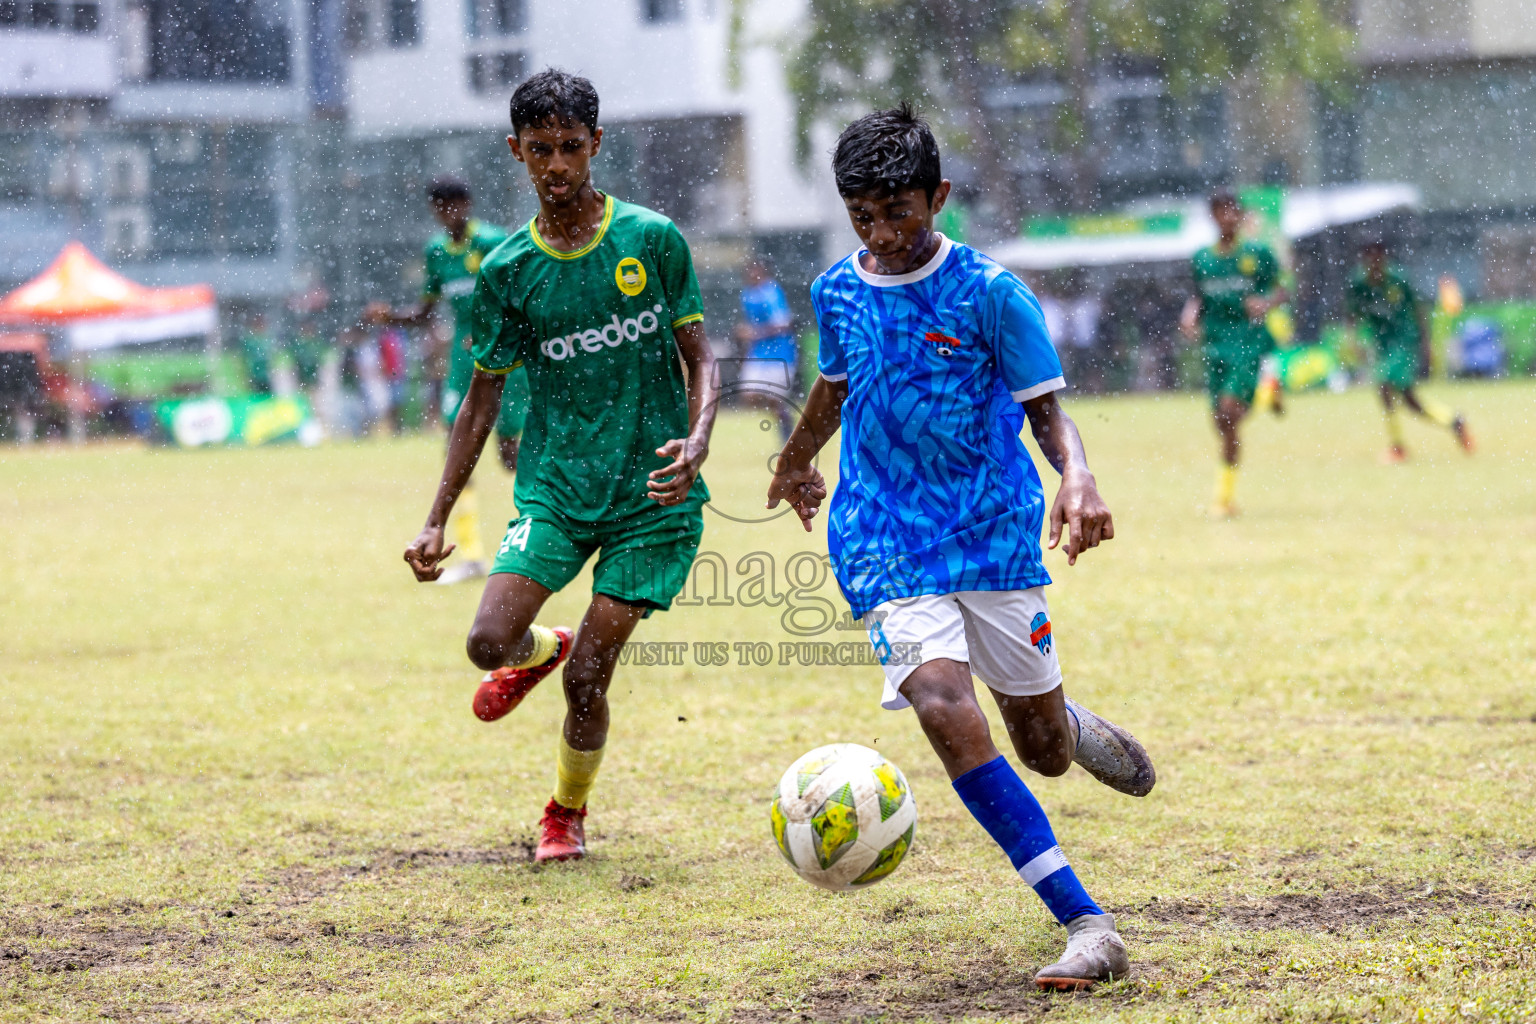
[
  {"x1": 404, "y1": 70, "x2": 719, "y2": 863},
  {"x1": 366, "y1": 176, "x2": 531, "y2": 584},
  {"x1": 1347, "y1": 238, "x2": 1473, "y2": 462},
  {"x1": 1180, "y1": 189, "x2": 1287, "y2": 517}
]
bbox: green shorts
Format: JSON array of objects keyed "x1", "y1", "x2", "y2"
[
  {"x1": 1203, "y1": 345, "x2": 1266, "y2": 407},
  {"x1": 1375, "y1": 347, "x2": 1419, "y2": 390},
  {"x1": 490, "y1": 507, "x2": 704, "y2": 613},
  {"x1": 443, "y1": 343, "x2": 529, "y2": 438}
]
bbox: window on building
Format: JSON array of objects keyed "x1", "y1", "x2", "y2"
[
  {"x1": 641, "y1": 0, "x2": 681, "y2": 24},
  {"x1": 468, "y1": 0, "x2": 524, "y2": 37},
  {"x1": 29, "y1": 1, "x2": 61, "y2": 28},
  {"x1": 146, "y1": 126, "x2": 281, "y2": 258},
  {"x1": 144, "y1": 1, "x2": 292, "y2": 83},
  {"x1": 467, "y1": 50, "x2": 525, "y2": 94},
  {"x1": 387, "y1": 0, "x2": 418, "y2": 46},
  {"x1": 342, "y1": 0, "x2": 374, "y2": 50},
  {"x1": 0, "y1": 0, "x2": 96, "y2": 29},
  {"x1": 70, "y1": 1, "x2": 98, "y2": 31}
]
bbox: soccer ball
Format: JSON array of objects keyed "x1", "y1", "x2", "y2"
[{"x1": 770, "y1": 743, "x2": 917, "y2": 892}]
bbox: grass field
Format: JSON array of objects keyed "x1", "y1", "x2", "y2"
[{"x1": 2, "y1": 382, "x2": 1534, "y2": 1023}]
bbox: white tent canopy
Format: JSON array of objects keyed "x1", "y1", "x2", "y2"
[
  {"x1": 989, "y1": 183, "x2": 1422, "y2": 271},
  {"x1": 66, "y1": 306, "x2": 220, "y2": 352}
]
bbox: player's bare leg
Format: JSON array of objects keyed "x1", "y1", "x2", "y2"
[
  {"x1": 1211, "y1": 394, "x2": 1246, "y2": 517},
  {"x1": 900, "y1": 660, "x2": 1129, "y2": 989},
  {"x1": 987, "y1": 687, "x2": 1073, "y2": 778},
  {"x1": 535, "y1": 594, "x2": 649, "y2": 863},
  {"x1": 743, "y1": 389, "x2": 795, "y2": 442},
  {"x1": 465, "y1": 573, "x2": 573, "y2": 721},
  {"x1": 437, "y1": 435, "x2": 489, "y2": 585},
  {"x1": 1380, "y1": 384, "x2": 1408, "y2": 463},
  {"x1": 1400, "y1": 385, "x2": 1473, "y2": 453},
  {"x1": 498, "y1": 435, "x2": 520, "y2": 473},
  {"x1": 989, "y1": 687, "x2": 1156, "y2": 797},
  {"x1": 902, "y1": 658, "x2": 1003, "y2": 780}
]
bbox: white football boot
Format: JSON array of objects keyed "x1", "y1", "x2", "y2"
[
  {"x1": 435, "y1": 559, "x2": 488, "y2": 586},
  {"x1": 1066, "y1": 699, "x2": 1156, "y2": 797},
  {"x1": 1034, "y1": 912, "x2": 1131, "y2": 990}
]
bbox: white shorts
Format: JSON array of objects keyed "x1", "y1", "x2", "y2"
[
  {"x1": 737, "y1": 358, "x2": 794, "y2": 396},
  {"x1": 863, "y1": 588, "x2": 1062, "y2": 710}
]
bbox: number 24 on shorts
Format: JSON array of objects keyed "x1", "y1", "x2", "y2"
[{"x1": 500, "y1": 519, "x2": 532, "y2": 555}]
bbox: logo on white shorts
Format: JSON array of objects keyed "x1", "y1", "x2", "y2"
[
  {"x1": 867, "y1": 620, "x2": 894, "y2": 665},
  {"x1": 1029, "y1": 612, "x2": 1053, "y2": 655}
]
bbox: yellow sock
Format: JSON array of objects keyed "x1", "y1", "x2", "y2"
[
  {"x1": 1385, "y1": 407, "x2": 1405, "y2": 448},
  {"x1": 509, "y1": 624, "x2": 561, "y2": 670},
  {"x1": 1215, "y1": 464, "x2": 1238, "y2": 506},
  {"x1": 1253, "y1": 377, "x2": 1274, "y2": 413},
  {"x1": 554, "y1": 736, "x2": 604, "y2": 810},
  {"x1": 1418, "y1": 396, "x2": 1456, "y2": 429},
  {"x1": 447, "y1": 481, "x2": 486, "y2": 564}
]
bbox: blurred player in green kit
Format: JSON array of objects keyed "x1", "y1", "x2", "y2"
[
  {"x1": 1347, "y1": 237, "x2": 1473, "y2": 463},
  {"x1": 366, "y1": 176, "x2": 531, "y2": 584},
  {"x1": 1180, "y1": 189, "x2": 1287, "y2": 518}
]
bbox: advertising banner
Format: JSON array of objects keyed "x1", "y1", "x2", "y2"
[{"x1": 153, "y1": 395, "x2": 319, "y2": 448}]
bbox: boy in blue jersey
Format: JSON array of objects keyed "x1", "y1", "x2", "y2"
[
  {"x1": 734, "y1": 256, "x2": 798, "y2": 438},
  {"x1": 766, "y1": 106, "x2": 1155, "y2": 990}
]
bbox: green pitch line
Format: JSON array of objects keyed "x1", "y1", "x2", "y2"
[{"x1": 1, "y1": 383, "x2": 1533, "y2": 1022}]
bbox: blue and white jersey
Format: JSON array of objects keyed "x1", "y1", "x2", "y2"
[
  {"x1": 741, "y1": 279, "x2": 796, "y2": 363},
  {"x1": 813, "y1": 234, "x2": 1066, "y2": 618}
]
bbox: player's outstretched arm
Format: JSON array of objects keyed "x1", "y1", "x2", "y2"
[
  {"x1": 1415, "y1": 300, "x2": 1433, "y2": 374},
  {"x1": 404, "y1": 368, "x2": 505, "y2": 581},
  {"x1": 1178, "y1": 296, "x2": 1201, "y2": 343},
  {"x1": 648, "y1": 322, "x2": 719, "y2": 507},
  {"x1": 766, "y1": 375, "x2": 845, "y2": 531},
  {"x1": 364, "y1": 298, "x2": 436, "y2": 329},
  {"x1": 1022, "y1": 391, "x2": 1114, "y2": 566}
]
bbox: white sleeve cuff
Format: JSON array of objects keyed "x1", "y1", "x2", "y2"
[
  {"x1": 1011, "y1": 375, "x2": 1066, "y2": 403},
  {"x1": 819, "y1": 371, "x2": 849, "y2": 382}
]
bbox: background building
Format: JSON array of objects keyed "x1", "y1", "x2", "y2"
[
  {"x1": 338, "y1": 0, "x2": 824, "y2": 337},
  {"x1": 1355, "y1": 0, "x2": 1536, "y2": 301},
  {"x1": 3, "y1": 0, "x2": 1536, "y2": 354}
]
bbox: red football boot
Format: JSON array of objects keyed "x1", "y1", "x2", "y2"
[
  {"x1": 1454, "y1": 416, "x2": 1475, "y2": 454},
  {"x1": 472, "y1": 627, "x2": 574, "y2": 722},
  {"x1": 535, "y1": 799, "x2": 587, "y2": 863}
]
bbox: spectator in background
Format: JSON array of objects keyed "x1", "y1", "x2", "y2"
[
  {"x1": 0, "y1": 333, "x2": 46, "y2": 444},
  {"x1": 349, "y1": 327, "x2": 393, "y2": 437},
  {"x1": 1062, "y1": 275, "x2": 1103, "y2": 393},
  {"x1": 734, "y1": 256, "x2": 798, "y2": 439},
  {"x1": 238, "y1": 312, "x2": 277, "y2": 396},
  {"x1": 1032, "y1": 274, "x2": 1067, "y2": 357},
  {"x1": 1132, "y1": 283, "x2": 1181, "y2": 392},
  {"x1": 288, "y1": 319, "x2": 328, "y2": 395},
  {"x1": 378, "y1": 327, "x2": 408, "y2": 434}
]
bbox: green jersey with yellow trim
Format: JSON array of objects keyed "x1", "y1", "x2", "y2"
[
  {"x1": 1191, "y1": 240, "x2": 1280, "y2": 353},
  {"x1": 1347, "y1": 264, "x2": 1420, "y2": 355},
  {"x1": 423, "y1": 219, "x2": 510, "y2": 341},
  {"x1": 470, "y1": 195, "x2": 708, "y2": 526}
]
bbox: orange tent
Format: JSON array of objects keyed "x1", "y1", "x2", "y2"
[{"x1": 0, "y1": 243, "x2": 217, "y2": 351}]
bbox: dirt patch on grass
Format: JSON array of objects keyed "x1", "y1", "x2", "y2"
[
  {"x1": 730, "y1": 961, "x2": 1070, "y2": 1024},
  {"x1": 376, "y1": 843, "x2": 537, "y2": 869},
  {"x1": 265, "y1": 842, "x2": 537, "y2": 905},
  {"x1": 1119, "y1": 882, "x2": 1527, "y2": 932},
  {"x1": 0, "y1": 925, "x2": 205, "y2": 975}
]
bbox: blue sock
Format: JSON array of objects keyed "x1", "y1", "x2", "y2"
[{"x1": 952, "y1": 755, "x2": 1102, "y2": 924}]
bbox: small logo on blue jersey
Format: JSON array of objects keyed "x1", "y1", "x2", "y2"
[
  {"x1": 1029, "y1": 612, "x2": 1053, "y2": 655},
  {"x1": 924, "y1": 330, "x2": 962, "y2": 357}
]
